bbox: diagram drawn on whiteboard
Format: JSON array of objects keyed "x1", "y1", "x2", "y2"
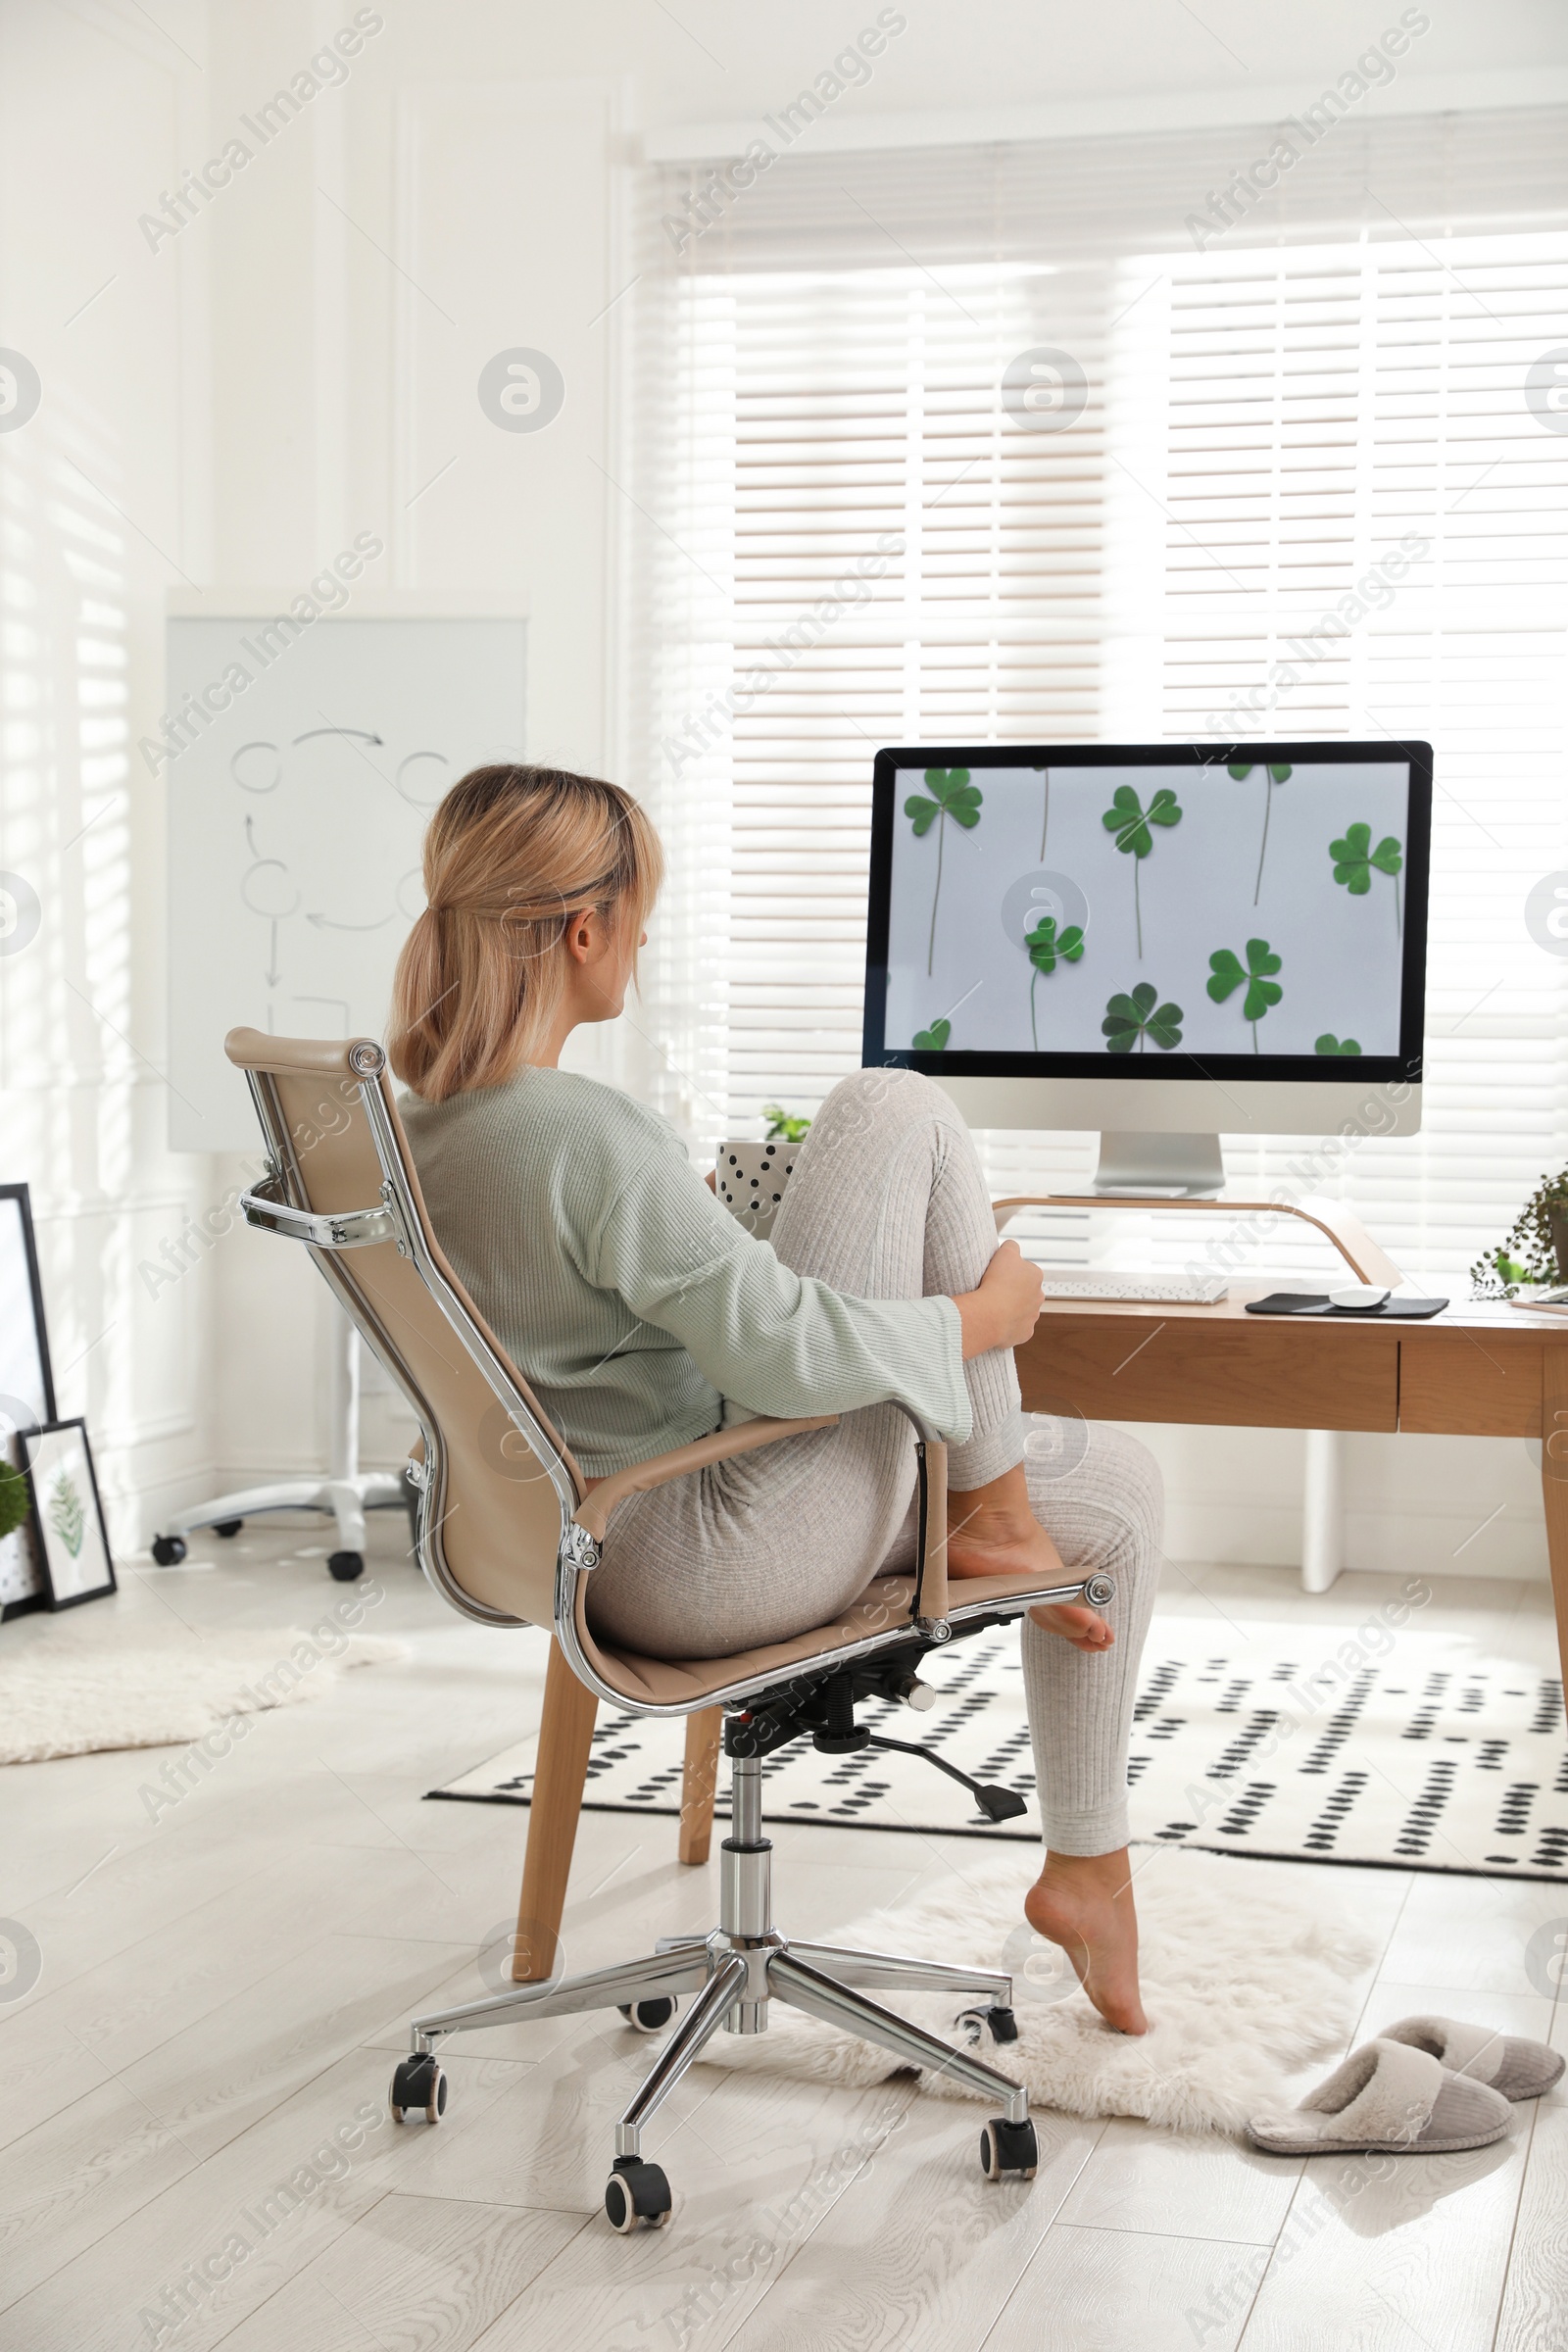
[{"x1": 166, "y1": 612, "x2": 526, "y2": 1151}]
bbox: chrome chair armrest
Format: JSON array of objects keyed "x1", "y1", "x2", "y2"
[{"x1": 240, "y1": 1172, "x2": 402, "y2": 1251}]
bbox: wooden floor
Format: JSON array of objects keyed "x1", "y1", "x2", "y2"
[{"x1": 1, "y1": 1520, "x2": 1564, "y2": 2352}]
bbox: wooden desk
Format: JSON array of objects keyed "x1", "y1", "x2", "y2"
[{"x1": 1014, "y1": 1286, "x2": 1568, "y2": 1683}]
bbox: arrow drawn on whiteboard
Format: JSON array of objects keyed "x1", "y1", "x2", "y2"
[
  {"x1": 306, "y1": 910, "x2": 395, "y2": 931},
  {"x1": 292, "y1": 727, "x2": 384, "y2": 746},
  {"x1": 293, "y1": 995, "x2": 352, "y2": 1032}
]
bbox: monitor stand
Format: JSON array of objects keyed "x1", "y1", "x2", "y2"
[{"x1": 1092, "y1": 1131, "x2": 1225, "y2": 1198}]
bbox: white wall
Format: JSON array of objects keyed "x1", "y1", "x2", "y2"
[
  {"x1": 0, "y1": 0, "x2": 221, "y2": 1552},
  {"x1": 6, "y1": 0, "x2": 1563, "y2": 1572}
]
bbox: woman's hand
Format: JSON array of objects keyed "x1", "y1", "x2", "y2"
[{"x1": 954, "y1": 1239, "x2": 1045, "y2": 1360}]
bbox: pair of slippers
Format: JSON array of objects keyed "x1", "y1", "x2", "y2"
[{"x1": 1247, "y1": 2014, "x2": 1564, "y2": 2157}]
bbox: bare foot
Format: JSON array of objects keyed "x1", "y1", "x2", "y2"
[
  {"x1": 948, "y1": 1463, "x2": 1064, "y2": 1581},
  {"x1": 947, "y1": 1470, "x2": 1113, "y2": 1654},
  {"x1": 1024, "y1": 1848, "x2": 1148, "y2": 2034}
]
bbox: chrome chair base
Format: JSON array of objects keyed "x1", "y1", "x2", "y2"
[{"x1": 397, "y1": 1749, "x2": 1039, "y2": 2227}]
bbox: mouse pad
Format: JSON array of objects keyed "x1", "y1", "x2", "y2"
[{"x1": 1245, "y1": 1293, "x2": 1449, "y2": 1318}]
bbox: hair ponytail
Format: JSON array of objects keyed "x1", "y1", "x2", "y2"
[{"x1": 388, "y1": 763, "x2": 662, "y2": 1101}]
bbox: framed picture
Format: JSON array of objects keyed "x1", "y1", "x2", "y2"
[
  {"x1": 24, "y1": 1419, "x2": 115, "y2": 1609},
  {"x1": 0, "y1": 1186, "x2": 54, "y2": 1617},
  {"x1": 0, "y1": 1183, "x2": 56, "y2": 1438}
]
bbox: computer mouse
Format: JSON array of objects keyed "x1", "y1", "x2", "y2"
[{"x1": 1329, "y1": 1284, "x2": 1390, "y2": 1311}]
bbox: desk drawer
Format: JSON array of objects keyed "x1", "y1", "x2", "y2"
[
  {"x1": 1017, "y1": 1316, "x2": 1399, "y2": 1432},
  {"x1": 1397, "y1": 1335, "x2": 1543, "y2": 1437}
]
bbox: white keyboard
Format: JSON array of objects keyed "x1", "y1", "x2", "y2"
[{"x1": 1035, "y1": 1274, "x2": 1229, "y2": 1305}]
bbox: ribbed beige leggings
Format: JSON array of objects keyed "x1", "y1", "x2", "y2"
[{"x1": 587, "y1": 1069, "x2": 1163, "y2": 1855}]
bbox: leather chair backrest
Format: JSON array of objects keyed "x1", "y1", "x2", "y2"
[{"x1": 224, "y1": 1030, "x2": 581, "y2": 1628}]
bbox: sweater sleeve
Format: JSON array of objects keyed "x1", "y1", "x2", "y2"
[{"x1": 587, "y1": 1134, "x2": 973, "y2": 1444}]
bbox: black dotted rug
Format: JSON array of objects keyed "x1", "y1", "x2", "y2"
[{"x1": 429, "y1": 1623, "x2": 1568, "y2": 1881}]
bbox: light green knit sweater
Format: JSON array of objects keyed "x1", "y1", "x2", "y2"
[{"x1": 399, "y1": 1067, "x2": 970, "y2": 1476}]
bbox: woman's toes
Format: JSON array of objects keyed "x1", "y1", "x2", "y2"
[{"x1": 1028, "y1": 1601, "x2": 1114, "y2": 1649}]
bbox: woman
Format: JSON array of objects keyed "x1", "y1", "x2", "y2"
[{"x1": 391, "y1": 762, "x2": 1161, "y2": 2034}]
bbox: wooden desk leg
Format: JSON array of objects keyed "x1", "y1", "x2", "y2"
[
  {"x1": 1543, "y1": 1352, "x2": 1568, "y2": 1705},
  {"x1": 513, "y1": 1639, "x2": 597, "y2": 1984},
  {"x1": 679, "y1": 1706, "x2": 723, "y2": 1866}
]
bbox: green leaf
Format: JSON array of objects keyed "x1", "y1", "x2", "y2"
[
  {"x1": 1267, "y1": 762, "x2": 1293, "y2": 783},
  {"x1": 48, "y1": 1468, "x2": 85, "y2": 1560},
  {"x1": 1330, "y1": 820, "x2": 1400, "y2": 895},
  {"x1": 912, "y1": 1018, "x2": 951, "y2": 1052},
  {"x1": 761, "y1": 1103, "x2": 811, "y2": 1141},
  {"x1": 1101, "y1": 784, "x2": 1149, "y2": 858},
  {"x1": 922, "y1": 767, "x2": 982, "y2": 823},
  {"x1": 1101, "y1": 782, "x2": 1181, "y2": 858},
  {"x1": 1024, "y1": 916, "x2": 1084, "y2": 975},
  {"x1": 1227, "y1": 761, "x2": 1253, "y2": 779},
  {"x1": 1102, "y1": 983, "x2": 1182, "y2": 1053},
  {"x1": 1314, "y1": 1034, "x2": 1362, "y2": 1056},
  {"x1": 1209, "y1": 938, "x2": 1282, "y2": 1023},
  {"x1": 905, "y1": 793, "x2": 939, "y2": 837}
]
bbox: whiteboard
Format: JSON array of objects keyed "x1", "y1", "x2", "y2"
[{"x1": 165, "y1": 610, "x2": 526, "y2": 1152}]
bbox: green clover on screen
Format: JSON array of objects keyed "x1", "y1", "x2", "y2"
[
  {"x1": 1330, "y1": 820, "x2": 1403, "y2": 938},
  {"x1": 1101, "y1": 785, "x2": 1181, "y2": 956},
  {"x1": 905, "y1": 767, "x2": 983, "y2": 976},
  {"x1": 1329, "y1": 821, "x2": 1401, "y2": 893},
  {"x1": 1024, "y1": 915, "x2": 1085, "y2": 1051},
  {"x1": 1227, "y1": 761, "x2": 1293, "y2": 903},
  {"x1": 1208, "y1": 938, "x2": 1283, "y2": 1051},
  {"x1": 1025, "y1": 916, "x2": 1084, "y2": 976},
  {"x1": 1102, "y1": 983, "x2": 1183, "y2": 1054},
  {"x1": 912, "y1": 1018, "x2": 952, "y2": 1052}
]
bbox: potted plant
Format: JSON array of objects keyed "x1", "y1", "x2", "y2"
[{"x1": 1470, "y1": 1170, "x2": 1568, "y2": 1297}]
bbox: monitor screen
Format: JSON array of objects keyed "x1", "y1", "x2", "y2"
[{"x1": 863, "y1": 742, "x2": 1430, "y2": 1082}]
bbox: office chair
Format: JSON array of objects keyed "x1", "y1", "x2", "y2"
[{"x1": 225, "y1": 1029, "x2": 1116, "y2": 2234}]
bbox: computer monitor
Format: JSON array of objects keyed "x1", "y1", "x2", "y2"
[{"x1": 862, "y1": 741, "x2": 1431, "y2": 1195}]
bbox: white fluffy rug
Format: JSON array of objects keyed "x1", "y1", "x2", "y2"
[
  {"x1": 697, "y1": 1845, "x2": 1378, "y2": 2132},
  {"x1": 0, "y1": 1627, "x2": 408, "y2": 1763}
]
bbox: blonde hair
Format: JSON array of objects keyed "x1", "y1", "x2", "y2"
[{"x1": 389, "y1": 763, "x2": 662, "y2": 1102}]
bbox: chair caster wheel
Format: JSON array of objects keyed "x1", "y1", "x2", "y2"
[
  {"x1": 605, "y1": 2157, "x2": 672, "y2": 2232},
  {"x1": 327, "y1": 1550, "x2": 364, "y2": 1582},
  {"x1": 617, "y1": 1996, "x2": 676, "y2": 2034},
  {"x1": 214, "y1": 1519, "x2": 243, "y2": 1538},
  {"x1": 390, "y1": 2056, "x2": 446, "y2": 2124},
  {"x1": 956, "y1": 2003, "x2": 1018, "y2": 2048},
  {"x1": 150, "y1": 1535, "x2": 186, "y2": 1566},
  {"x1": 980, "y1": 2117, "x2": 1038, "y2": 2180}
]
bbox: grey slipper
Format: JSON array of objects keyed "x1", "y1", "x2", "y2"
[
  {"x1": 1380, "y1": 2012, "x2": 1565, "y2": 2102},
  {"x1": 1246, "y1": 2036, "x2": 1512, "y2": 2156}
]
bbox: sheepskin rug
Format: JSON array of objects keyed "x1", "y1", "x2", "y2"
[
  {"x1": 696, "y1": 1844, "x2": 1378, "y2": 2132},
  {"x1": 0, "y1": 1626, "x2": 408, "y2": 1763}
]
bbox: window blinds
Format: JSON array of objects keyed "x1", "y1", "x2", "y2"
[{"x1": 625, "y1": 108, "x2": 1568, "y2": 1284}]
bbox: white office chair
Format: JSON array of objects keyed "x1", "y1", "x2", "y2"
[{"x1": 226, "y1": 1028, "x2": 1115, "y2": 2233}]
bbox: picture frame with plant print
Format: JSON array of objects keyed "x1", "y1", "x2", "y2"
[{"x1": 24, "y1": 1418, "x2": 115, "y2": 1609}]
